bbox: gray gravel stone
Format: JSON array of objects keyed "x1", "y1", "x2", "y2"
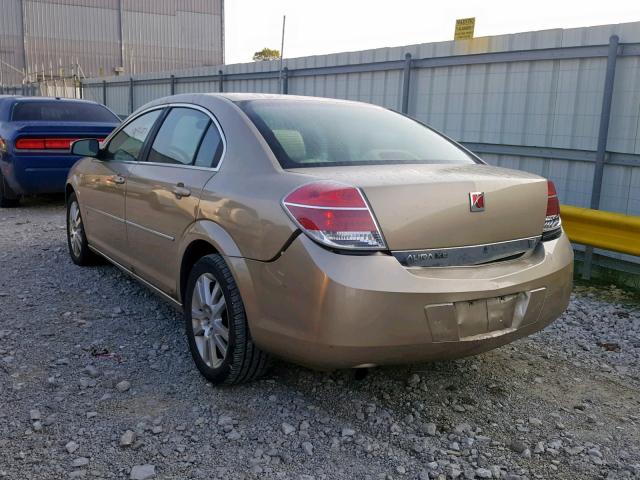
[
  {"x1": 84, "y1": 365, "x2": 100, "y2": 378},
  {"x1": 65, "y1": 441, "x2": 79, "y2": 454},
  {"x1": 120, "y1": 430, "x2": 136, "y2": 447},
  {"x1": 475, "y1": 467, "x2": 492, "y2": 479},
  {"x1": 407, "y1": 374, "x2": 420, "y2": 387},
  {"x1": 115, "y1": 380, "x2": 131, "y2": 392},
  {"x1": 72, "y1": 457, "x2": 89, "y2": 468},
  {"x1": 281, "y1": 423, "x2": 295, "y2": 435},
  {"x1": 301, "y1": 441, "x2": 314, "y2": 455},
  {"x1": 130, "y1": 464, "x2": 155, "y2": 480},
  {"x1": 509, "y1": 439, "x2": 527, "y2": 454},
  {"x1": 423, "y1": 422, "x2": 437, "y2": 436}
]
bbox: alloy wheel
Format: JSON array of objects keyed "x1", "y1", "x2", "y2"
[
  {"x1": 68, "y1": 201, "x2": 83, "y2": 257},
  {"x1": 191, "y1": 273, "x2": 229, "y2": 368}
]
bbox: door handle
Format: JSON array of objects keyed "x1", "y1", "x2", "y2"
[
  {"x1": 112, "y1": 175, "x2": 126, "y2": 185},
  {"x1": 172, "y1": 184, "x2": 191, "y2": 199}
]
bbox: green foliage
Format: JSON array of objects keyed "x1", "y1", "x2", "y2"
[{"x1": 253, "y1": 48, "x2": 281, "y2": 61}]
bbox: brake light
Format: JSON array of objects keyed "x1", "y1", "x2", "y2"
[
  {"x1": 45, "y1": 138, "x2": 76, "y2": 149},
  {"x1": 14, "y1": 137, "x2": 92, "y2": 151},
  {"x1": 282, "y1": 181, "x2": 386, "y2": 250},
  {"x1": 544, "y1": 180, "x2": 561, "y2": 233},
  {"x1": 16, "y1": 138, "x2": 46, "y2": 149}
]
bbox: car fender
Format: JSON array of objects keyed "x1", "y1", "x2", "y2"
[
  {"x1": 176, "y1": 219, "x2": 255, "y2": 304},
  {"x1": 176, "y1": 219, "x2": 265, "y2": 334},
  {"x1": 65, "y1": 169, "x2": 85, "y2": 212},
  {"x1": 179, "y1": 219, "x2": 243, "y2": 259}
]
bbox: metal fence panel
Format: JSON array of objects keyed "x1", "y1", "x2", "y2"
[
  {"x1": 82, "y1": 84, "x2": 103, "y2": 103},
  {"x1": 106, "y1": 84, "x2": 129, "y2": 117}
]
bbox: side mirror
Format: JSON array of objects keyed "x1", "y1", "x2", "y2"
[{"x1": 71, "y1": 138, "x2": 100, "y2": 157}]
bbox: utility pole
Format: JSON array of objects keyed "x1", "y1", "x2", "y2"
[
  {"x1": 118, "y1": 0, "x2": 125, "y2": 71},
  {"x1": 280, "y1": 15, "x2": 286, "y2": 94}
]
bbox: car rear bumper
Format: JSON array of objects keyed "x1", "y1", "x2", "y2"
[
  {"x1": 0, "y1": 154, "x2": 78, "y2": 194},
  {"x1": 231, "y1": 232, "x2": 573, "y2": 370}
]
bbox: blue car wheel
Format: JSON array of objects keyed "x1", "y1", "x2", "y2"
[{"x1": 0, "y1": 170, "x2": 20, "y2": 208}]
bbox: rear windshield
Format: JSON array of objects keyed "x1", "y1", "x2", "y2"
[
  {"x1": 12, "y1": 101, "x2": 119, "y2": 122},
  {"x1": 237, "y1": 100, "x2": 476, "y2": 168}
]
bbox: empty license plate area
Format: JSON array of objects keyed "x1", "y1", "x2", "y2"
[{"x1": 424, "y1": 288, "x2": 546, "y2": 342}]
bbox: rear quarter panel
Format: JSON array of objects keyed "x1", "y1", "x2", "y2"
[{"x1": 188, "y1": 94, "x2": 311, "y2": 261}]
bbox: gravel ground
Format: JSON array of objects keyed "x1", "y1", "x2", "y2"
[{"x1": 1, "y1": 197, "x2": 639, "y2": 480}]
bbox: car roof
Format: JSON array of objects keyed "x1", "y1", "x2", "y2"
[
  {"x1": 8, "y1": 96, "x2": 102, "y2": 105},
  {"x1": 213, "y1": 93, "x2": 368, "y2": 106},
  {"x1": 132, "y1": 93, "x2": 374, "y2": 120}
]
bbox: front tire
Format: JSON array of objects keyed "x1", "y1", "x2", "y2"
[
  {"x1": 185, "y1": 254, "x2": 271, "y2": 385},
  {"x1": 66, "y1": 192, "x2": 98, "y2": 266},
  {"x1": 0, "y1": 171, "x2": 20, "y2": 208}
]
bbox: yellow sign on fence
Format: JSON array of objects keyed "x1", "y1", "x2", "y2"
[{"x1": 454, "y1": 17, "x2": 475, "y2": 40}]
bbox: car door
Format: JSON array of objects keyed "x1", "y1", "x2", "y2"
[
  {"x1": 125, "y1": 105, "x2": 225, "y2": 296},
  {"x1": 81, "y1": 108, "x2": 163, "y2": 266}
]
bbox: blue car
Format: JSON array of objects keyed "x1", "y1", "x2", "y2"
[{"x1": 0, "y1": 96, "x2": 120, "y2": 207}]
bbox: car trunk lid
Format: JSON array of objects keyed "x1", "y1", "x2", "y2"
[
  {"x1": 287, "y1": 164, "x2": 548, "y2": 251},
  {"x1": 8, "y1": 121, "x2": 117, "y2": 154}
]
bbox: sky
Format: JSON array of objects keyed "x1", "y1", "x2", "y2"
[{"x1": 224, "y1": 0, "x2": 640, "y2": 64}]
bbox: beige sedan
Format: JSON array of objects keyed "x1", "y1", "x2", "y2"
[{"x1": 65, "y1": 93, "x2": 573, "y2": 384}]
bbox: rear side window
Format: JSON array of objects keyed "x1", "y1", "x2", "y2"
[
  {"x1": 147, "y1": 108, "x2": 210, "y2": 166},
  {"x1": 193, "y1": 124, "x2": 224, "y2": 168},
  {"x1": 237, "y1": 100, "x2": 476, "y2": 168},
  {"x1": 104, "y1": 110, "x2": 162, "y2": 162},
  {"x1": 12, "y1": 101, "x2": 119, "y2": 122}
]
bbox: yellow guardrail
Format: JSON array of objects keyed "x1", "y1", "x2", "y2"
[{"x1": 561, "y1": 205, "x2": 640, "y2": 256}]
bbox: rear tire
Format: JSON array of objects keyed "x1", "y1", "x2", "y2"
[
  {"x1": 184, "y1": 254, "x2": 271, "y2": 385},
  {"x1": 66, "y1": 192, "x2": 99, "y2": 266},
  {"x1": 0, "y1": 171, "x2": 20, "y2": 208}
]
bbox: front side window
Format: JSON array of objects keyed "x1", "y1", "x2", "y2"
[
  {"x1": 104, "y1": 109, "x2": 162, "y2": 162},
  {"x1": 237, "y1": 100, "x2": 476, "y2": 168},
  {"x1": 147, "y1": 108, "x2": 210, "y2": 166}
]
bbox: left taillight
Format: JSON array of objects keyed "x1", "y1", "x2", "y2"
[
  {"x1": 282, "y1": 181, "x2": 387, "y2": 250},
  {"x1": 14, "y1": 137, "x2": 88, "y2": 151},
  {"x1": 543, "y1": 180, "x2": 561, "y2": 236}
]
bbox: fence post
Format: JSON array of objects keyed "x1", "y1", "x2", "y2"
[
  {"x1": 218, "y1": 70, "x2": 224, "y2": 93},
  {"x1": 129, "y1": 77, "x2": 134, "y2": 114},
  {"x1": 170, "y1": 74, "x2": 176, "y2": 95},
  {"x1": 402, "y1": 53, "x2": 412, "y2": 114},
  {"x1": 102, "y1": 80, "x2": 107, "y2": 106},
  {"x1": 282, "y1": 67, "x2": 289, "y2": 94},
  {"x1": 582, "y1": 34, "x2": 619, "y2": 280}
]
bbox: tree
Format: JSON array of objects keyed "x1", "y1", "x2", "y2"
[{"x1": 253, "y1": 48, "x2": 281, "y2": 61}]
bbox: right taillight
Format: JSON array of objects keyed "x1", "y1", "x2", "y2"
[
  {"x1": 282, "y1": 181, "x2": 386, "y2": 250},
  {"x1": 543, "y1": 180, "x2": 561, "y2": 238}
]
